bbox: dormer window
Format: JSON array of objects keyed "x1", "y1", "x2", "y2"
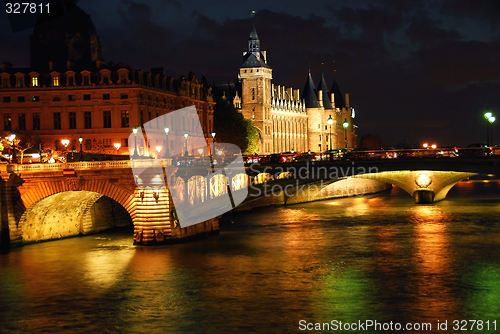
[
  {"x1": 14, "y1": 73, "x2": 25, "y2": 87},
  {"x1": 81, "y1": 70, "x2": 91, "y2": 86},
  {"x1": 99, "y1": 69, "x2": 111, "y2": 85},
  {"x1": 1, "y1": 74, "x2": 9, "y2": 88},
  {"x1": 53, "y1": 76, "x2": 59, "y2": 87},
  {"x1": 65, "y1": 70, "x2": 75, "y2": 86}
]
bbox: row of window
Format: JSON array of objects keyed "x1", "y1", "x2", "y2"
[
  {"x1": 2, "y1": 111, "x2": 129, "y2": 131},
  {"x1": 54, "y1": 138, "x2": 130, "y2": 151},
  {"x1": 1, "y1": 93, "x2": 129, "y2": 103},
  {"x1": 2, "y1": 70, "x2": 129, "y2": 89}
]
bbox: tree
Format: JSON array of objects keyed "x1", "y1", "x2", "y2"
[
  {"x1": 245, "y1": 119, "x2": 260, "y2": 155},
  {"x1": 0, "y1": 131, "x2": 43, "y2": 164},
  {"x1": 213, "y1": 96, "x2": 250, "y2": 153},
  {"x1": 17, "y1": 131, "x2": 43, "y2": 163}
]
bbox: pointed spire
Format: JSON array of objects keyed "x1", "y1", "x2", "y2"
[
  {"x1": 331, "y1": 77, "x2": 346, "y2": 109},
  {"x1": 318, "y1": 73, "x2": 332, "y2": 109},
  {"x1": 242, "y1": 18, "x2": 270, "y2": 68},
  {"x1": 248, "y1": 24, "x2": 260, "y2": 53},
  {"x1": 302, "y1": 71, "x2": 320, "y2": 108}
]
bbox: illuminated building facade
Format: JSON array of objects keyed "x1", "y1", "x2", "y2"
[
  {"x1": 0, "y1": 2, "x2": 214, "y2": 157},
  {"x1": 236, "y1": 25, "x2": 357, "y2": 154}
]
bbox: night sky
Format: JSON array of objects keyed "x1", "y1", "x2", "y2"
[{"x1": 1, "y1": 0, "x2": 500, "y2": 147}]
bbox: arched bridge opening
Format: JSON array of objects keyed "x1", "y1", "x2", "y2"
[{"x1": 20, "y1": 191, "x2": 133, "y2": 243}]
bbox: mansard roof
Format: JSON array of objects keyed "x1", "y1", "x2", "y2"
[
  {"x1": 331, "y1": 79, "x2": 346, "y2": 109},
  {"x1": 301, "y1": 71, "x2": 320, "y2": 108},
  {"x1": 317, "y1": 74, "x2": 332, "y2": 109}
]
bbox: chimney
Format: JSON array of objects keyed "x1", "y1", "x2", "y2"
[
  {"x1": 287, "y1": 87, "x2": 292, "y2": 99},
  {"x1": 295, "y1": 89, "x2": 300, "y2": 101},
  {"x1": 1, "y1": 61, "x2": 12, "y2": 72},
  {"x1": 331, "y1": 93, "x2": 335, "y2": 108},
  {"x1": 49, "y1": 61, "x2": 54, "y2": 71},
  {"x1": 345, "y1": 93, "x2": 350, "y2": 108},
  {"x1": 318, "y1": 90, "x2": 323, "y2": 107},
  {"x1": 66, "y1": 60, "x2": 73, "y2": 70}
]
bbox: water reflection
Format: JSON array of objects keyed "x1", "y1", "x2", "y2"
[
  {"x1": 409, "y1": 205, "x2": 457, "y2": 322},
  {"x1": 2, "y1": 182, "x2": 500, "y2": 332}
]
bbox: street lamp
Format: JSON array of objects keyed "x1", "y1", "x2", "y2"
[
  {"x1": 8, "y1": 134, "x2": 16, "y2": 163},
  {"x1": 132, "y1": 127, "x2": 139, "y2": 158},
  {"x1": 78, "y1": 136, "x2": 83, "y2": 161},
  {"x1": 327, "y1": 115, "x2": 334, "y2": 160},
  {"x1": 184, "y1": 133, "x2": 189, "y2": 157},
  {"x1": 61, "y1": 139, "x2": 69, "y2": 162},
  {"x1": 155, "y1": 145, "x2": 162, "y2": 158},
  {"x1": 342, "y1": 118, "x2": 349, "y2": 149},
  {"x1": 164, "y1": 127, "x2": 169, "y2": 158},
  {"x1": 114, "y1": 142, "x2": 121, "y2": 154},
  {"x1": 485, "y1": 112, "x2": 495, "y2": 146}
]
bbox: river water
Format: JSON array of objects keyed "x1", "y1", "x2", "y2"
[{"x1": 1, "y1": 180, "x2": 500, "y2": 333}]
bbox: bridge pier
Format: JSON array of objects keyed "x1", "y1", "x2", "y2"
[{"x1": 413, "y1": 189, "x2": 434, "y2": 204}]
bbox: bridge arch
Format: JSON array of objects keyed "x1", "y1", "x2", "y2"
[
  {"x1": 352, "y1": 171, "x2": 477, "y2": 203},
  {"x1": 20, "y1": 191, "x2": 133, "y2": 243},
  {"x1": 9, "y1": 177, "x2": 137, "y2": 245}
]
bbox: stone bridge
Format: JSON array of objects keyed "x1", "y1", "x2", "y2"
[
  {"x1": 244, "y1": 157, "x2": 500, "y2": 206},
  {"x1": 0, "y1": 160, "x2": 249, "y2": 251}
]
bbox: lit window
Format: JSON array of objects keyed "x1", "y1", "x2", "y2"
[
  {"x1": 31, "y1": 77, "x2": 38, "y2": 87},
  {"x1": 53, "y1": 76, "x2": 59, "y2": 87}
]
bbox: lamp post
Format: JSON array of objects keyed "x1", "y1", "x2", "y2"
[
  {"x1": 485, "y1": 112, "x2": 495, "y2": 146},
  {"x1": 184, "y1": 133, "x2": 189, "y2": 157},
  {"x1": 132, "y1": 128, "x2": 139, "y2": 158},
  {"x1": 164, "y1": 127, "x2": 169, "y2": 158},
  {"x1": 114, "y1": 142, "x2": 121, "y2": 154},
  {"x1": 327, "y1": 115, "x2": 334, "y2": 160},
  {"x1": 342, "y1": 118, "x2": 349, "y2": 148},
  {"x1": 61, "y1": 139, "x2": 69, "y2": 162},
  {"x1": 78, "y1": 136, "x2": 83, "y2": 161},
  {"x1": 9, "y1": 134, "x2": 16, "y2": 164},
  {"x1": 155, "y1": 145, "x2": 162, "y2": 158},
  {"x1": 209, "y1": 132, "x2": 216, "y2": 169}
]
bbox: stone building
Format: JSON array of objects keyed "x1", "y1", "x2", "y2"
[
  {"x1": 0, "y1": 1, "x2": 214, "y2": 158},
  {"x1": 236, "y1": 25, "x2": 356, "y2": 154}
]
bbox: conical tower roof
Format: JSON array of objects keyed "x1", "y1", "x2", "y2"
[
  {"x1": 301, "y1": 71, "x2": 320, "y2": 108},
  {"x1": 331, "y1": 79, "x2": 346, "y2": 109},
  {"x1": 317, "y1": 74, "x2": 332, "y2": 109}
]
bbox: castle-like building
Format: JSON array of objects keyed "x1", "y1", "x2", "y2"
[
  {"x1": 0, "y1": 1, "x2": 214, "y2": 158},
  {"x1": 234, "y1": 25, "x2": 356, "y2": 154}
]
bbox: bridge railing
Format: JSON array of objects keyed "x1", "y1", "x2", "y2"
[{"x1": 0, "y1": 159, "x2": 173, "y2": 173}]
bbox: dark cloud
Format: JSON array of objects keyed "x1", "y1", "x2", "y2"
[
  {"x1": 441, "y1": 0, "x2": 500, "y2": 29},
  {"x1": 1, "y1": 0, "x2": 500, "y2": 147}
]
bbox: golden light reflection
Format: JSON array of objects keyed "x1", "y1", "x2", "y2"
[
  {"x1": 409, "y1": 205, "x2": 457, "y2": 320},
  {"x1": 84, "y1": 248, "x2": 135, "y2": 289}
]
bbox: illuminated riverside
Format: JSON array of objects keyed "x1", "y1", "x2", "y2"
[{"x1": 1, "y1": 179, "x2": 500, "y2": 332}]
